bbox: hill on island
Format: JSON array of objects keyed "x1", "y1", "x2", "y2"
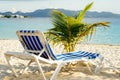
[{"x1": 0, "y1": 9, "x2": 120, "y2": 18}]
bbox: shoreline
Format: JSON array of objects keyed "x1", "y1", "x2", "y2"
[{"x1": 1, "y1": 39, "x2": 120, "y2": 46}]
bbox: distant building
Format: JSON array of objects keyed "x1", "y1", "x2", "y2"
[
  {"x1": 0, "y1": 15, "x2": 4, "y2": 18},
  {"x1": 19, "y1": 15, "x2": 24, "y2": 18},
  {"x1": 11, "y1": 15, "x2": 24, "y2": 18}
]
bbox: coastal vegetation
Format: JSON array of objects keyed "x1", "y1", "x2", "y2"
[
  {"x1": 0, "y1": 14, "x2": 27, "y2": 18},
  {"x1": 46, "y1": 2, "x2": 110, "y2": 52}
]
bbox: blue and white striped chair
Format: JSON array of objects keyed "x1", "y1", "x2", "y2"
[{"x1": 4, "y1": 30, "x2": 104, "y2": 80}]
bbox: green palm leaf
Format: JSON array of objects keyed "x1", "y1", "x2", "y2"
[{"x1": 77, "y1": 2, "x2": 93, "y2": 22}]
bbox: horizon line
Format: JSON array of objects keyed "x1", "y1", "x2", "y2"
[{"x1": 0, "y1": 8, "x2": 119, "y2": 15}]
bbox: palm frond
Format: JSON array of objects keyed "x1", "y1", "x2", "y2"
[
  {"x1": 77, "y1": 2, "x2": 93, "y2": 22},
  {"x1": 75, "y1": 21, "x2": 110, "y2": 43}
]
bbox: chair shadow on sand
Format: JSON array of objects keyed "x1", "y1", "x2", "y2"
[{"x1": 0, "y1": 63, "x2": 120, "y2": 80}]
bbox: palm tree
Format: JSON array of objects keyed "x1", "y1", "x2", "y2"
[{"x1": 46, "y1": 2, "x2": 110, "y2": 53}]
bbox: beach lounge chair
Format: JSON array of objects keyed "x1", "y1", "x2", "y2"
[{"x1": 4, "y1": 30, "x2": 104, "y2": 80}]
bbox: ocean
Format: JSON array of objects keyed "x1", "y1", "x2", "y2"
[{"x1": 0, "y1": 17, "x2": 120, "y2": 45}]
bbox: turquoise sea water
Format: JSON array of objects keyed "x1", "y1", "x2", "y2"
[{"x1": 0, "y1": 17, "x2": 120, "y2": 45}]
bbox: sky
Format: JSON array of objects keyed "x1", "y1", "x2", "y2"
[{"x1": 0, "y1": 0, "x2": 120, "y2": 14}]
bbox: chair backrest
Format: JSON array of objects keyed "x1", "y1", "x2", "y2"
[{"x1": 16, "y1": 30, "x2": 57, "y2": 60}]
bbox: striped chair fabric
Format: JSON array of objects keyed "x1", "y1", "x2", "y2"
[{"x1": 17, "y1": 30, "x2": 99, "y2": 61}]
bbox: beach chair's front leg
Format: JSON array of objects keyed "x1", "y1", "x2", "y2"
[
  {"x1": 35, "y1": 57, "x2": 47, "y2": 80},
  {"x1": 50, "y1": 62, "x2": 64, "y2": 80},
  {"x1": 85, "y1": 62, "x2": 93, "y2": 73},
  {"x1": 5, "y1": 55, "x2": 18, "y2": 77},
  {"x1": 21, "y1": 60, "x2": 33, "y2": 74},
  {"x1": 94, "y1": 56, "x2": 104, "y2": 73}
]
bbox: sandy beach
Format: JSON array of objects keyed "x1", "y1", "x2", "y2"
[{"x1": 0, "y1": 40, "x2": 120, "y2": 80}]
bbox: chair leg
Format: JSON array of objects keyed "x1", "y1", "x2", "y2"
[
  {"x1": 50, "y1": 62, "x2": 64, "y2": 80},
  {"x1": 21, "y1": 60, "x2": 33, "y2": 74},
  {"x1": 94, "y1": 64, "x2": 100, "y2": 74},
  {"x1": 35, "y1": 57, "x2": 47, "y2": 80},
  {"x1": 5, "y1": 55, "x2": 18, "y2": 77},
  {"x1": 85, "y1": 62, "x2": 93, "y2": 73},
  {"x1": 94, "y1": 56, "x2": 104, "y2": 74}
]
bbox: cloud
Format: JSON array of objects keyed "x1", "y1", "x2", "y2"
[{"x1": 11, "y1": 7, "x2": 16, "y2": 13}]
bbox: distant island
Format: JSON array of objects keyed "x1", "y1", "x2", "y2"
[
  {"x1": 0, "y1": 9, "x2": 120, "y2": 18},
  {"x1": 0, "y1": 14, "x2": 27, "y2": 18}
]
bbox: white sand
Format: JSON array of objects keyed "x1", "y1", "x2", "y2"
[{"x1": 0, "y1": 40, "x2": 120, "y2": 80}]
